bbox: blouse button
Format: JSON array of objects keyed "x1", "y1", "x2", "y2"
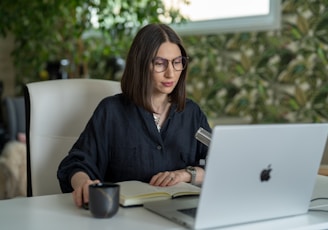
[{"x1": 156, "y1": 145, "x2": 162, "y2": 150}]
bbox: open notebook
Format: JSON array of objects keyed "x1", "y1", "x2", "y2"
[{"x1": 144, "y1": 123, "x2": 328, "y2": 229}]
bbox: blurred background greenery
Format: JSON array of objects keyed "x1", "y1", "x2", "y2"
[
  {"x1": 0, "y1": 0, "x2": 187, "y2": 85},
  {"x1": 0, "y1": 0, "x2": 327, "y2": 125},
  {"x1": 185, "y1": 0, "x2": 328, "y2": 124}
]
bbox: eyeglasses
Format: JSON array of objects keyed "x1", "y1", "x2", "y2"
[{"x1": 152, "y1": 56, "x2": 188, "y2": 73}]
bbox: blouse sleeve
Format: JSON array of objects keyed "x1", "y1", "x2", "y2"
[{"x1": 57, "y1": 99, "x2": 111, "y2": 193}]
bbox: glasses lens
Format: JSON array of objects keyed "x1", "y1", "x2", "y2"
[
  {"x1": 172, "y1": 56, "x2": 188, "y2": 71},
  {"x1": 153, "y1": 57, "x2": 168, "y2": 73}
]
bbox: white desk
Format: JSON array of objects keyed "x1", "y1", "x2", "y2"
[{"x1": 0, "y1": 176, "x2": 328, "y2": 230}]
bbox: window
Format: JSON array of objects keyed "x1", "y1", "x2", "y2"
[{"x1": 167, "y1": 0, "x2": 281, "y2": 35}]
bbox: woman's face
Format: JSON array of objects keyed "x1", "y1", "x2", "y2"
[{"x1": 151, "y1": 42, "x2": 184, "y2": 96}]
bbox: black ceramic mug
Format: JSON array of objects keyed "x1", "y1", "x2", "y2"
[{"x1": 88, "y1": 183, "x2": 120, "y2": 218}]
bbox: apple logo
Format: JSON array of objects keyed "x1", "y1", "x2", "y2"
[{"x1": 260, "y1": 164, "x2": 272, "y2": 182}]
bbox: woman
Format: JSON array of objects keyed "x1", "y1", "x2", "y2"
[{"x1": 57, "y1": 23, "x2": 211, "y2": 208}]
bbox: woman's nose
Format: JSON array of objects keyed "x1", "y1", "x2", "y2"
[{"x1": 164, "y1": 62, "x2": 175, "y2": 77}]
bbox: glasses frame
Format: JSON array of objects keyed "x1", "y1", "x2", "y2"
[{"x1": 152, "y1": 56, "x2": 189, "y2": 73}]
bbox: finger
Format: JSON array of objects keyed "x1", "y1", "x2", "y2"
[
  {"x1": 83, "y1": 179, "x2": 100, "y2": 204},
  {"x1": 152, "y1": 176, "x2": 166, "y2": 186},
  {"x1": 72, "y1": 187, "x2": 83, "y2": 208},
  {"x1": 149, "y1": 174, "x2": 159, "y2": 185},
  {"x1": 82, "y1": 184, "x2": 90, "y2": 204},
  {"x1": 150, "y1": 172, "x2": 166, "y2": 186},
  {"x1": 168, "y1": 175, "x2": 176, "y2": 186},
  {"x1": 158, "y1": 173, "x2": 175, "y2": 187}
]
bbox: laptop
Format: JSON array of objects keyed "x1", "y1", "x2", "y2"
[{"x1": 144, "y1": 123, "x2": 328, "y2": 229}]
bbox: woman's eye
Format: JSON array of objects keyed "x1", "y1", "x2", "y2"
[{"x1": 155, "y1": 62, "x2": 165, "y2": 66}]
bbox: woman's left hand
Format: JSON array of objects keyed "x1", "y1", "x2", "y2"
[{"x1": 149, "y1": 169, "x2": 189, "y2": 187}]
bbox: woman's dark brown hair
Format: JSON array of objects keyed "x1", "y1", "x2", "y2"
[{"x1": 121, "y1": 23, "x2": 188, "y2": 112}]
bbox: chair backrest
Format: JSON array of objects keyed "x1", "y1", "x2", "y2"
[{"x1": 24, "y1": 79, "x2": 121, "y2": 197}]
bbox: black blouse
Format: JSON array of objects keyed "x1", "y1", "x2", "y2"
[{"x1": 57, "y1": 94, "x2": 211, "y2": 192}]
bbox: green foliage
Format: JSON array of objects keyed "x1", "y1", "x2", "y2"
[
  {"x1": 1, "y1": 0, "x2": 327, "y2": 124},
  {"x1": 0, "y1": 0, "x2": 187, "y2": 92},
  {"x1": 184, "y1": 0, "x2": 328, "y2": 124}
]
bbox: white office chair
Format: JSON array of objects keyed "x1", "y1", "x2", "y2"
[{"x1": 24, "y1": 79, "x2": 121, "y2": 196}]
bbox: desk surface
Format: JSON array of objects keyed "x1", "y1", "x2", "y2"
[{"x1": 0, "y1": 176, "x2": 328, "y2": 230}]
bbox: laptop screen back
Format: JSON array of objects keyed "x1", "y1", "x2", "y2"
[{"x1": 195, "y1": 123, "x2": 328, "y2": 229}]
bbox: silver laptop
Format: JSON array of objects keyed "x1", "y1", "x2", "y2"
[{"x1": 144, "y1": 123, "x2": 328, "y2": 229}]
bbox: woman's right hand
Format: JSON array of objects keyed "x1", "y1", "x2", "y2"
[{"x1": 71, "y1": 171, "x2": 100, "y2": 208}]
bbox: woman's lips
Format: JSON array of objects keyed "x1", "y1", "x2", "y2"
[{"x1": 162, "y1": 82, "x2": 174, "y2": 87}]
